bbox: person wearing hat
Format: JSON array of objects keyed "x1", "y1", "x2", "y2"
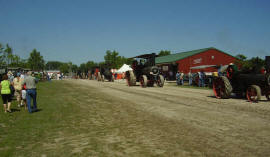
[{"x1": 22, "y1": 71, "x2": 38, "y2": 113}]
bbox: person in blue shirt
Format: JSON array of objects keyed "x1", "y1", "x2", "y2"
[
  {"x1": 176, "y1": 71, "x2": 181, "y2": 85},
  {"x1": 199, "y1": 70, "x2": 205, "y2": 87}
]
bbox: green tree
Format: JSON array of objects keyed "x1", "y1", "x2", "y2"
[
  {"x1": 19, "y1": 59, "x2": 29, "y2": 68},
  {"x1": 0, "y1": 43, "x2": 5, "y2": 65},
  {"x1": 9, "y1": 55, "x2": 21, "y2": 67},
  {"x1": 85, "y1": 61, "x2": 98, "y2": 70},
  {"x1": 104, "y1": 50, "x2": 120, "y2": 68},
  {"x1": 103, "y1": 50, "x2": 131, "y2": 69},
  {"x1": 158, "y1": 50, "x2": 171, "y2": 57},
  {"x1": 4, "y1": 44, "x2": 13, "y2": 65},
  {"x1": 59, "y1": 63, "x2": 69, "y2": 74},
  {"x1": 71, "y1": 64, "x2": 78, "y2": 73},
  {"x1": 46, "y1": 61, "x2": 63, "y2": 70},
  {"x1": 28, "y1": 49, "x2": 45, "y2": 71},
  {"x1": 235, "y1": 54, "x2": 265, "y2": 72},
  {"x1": 79, "y1": 63, "x2": 87, "y2": 73}
]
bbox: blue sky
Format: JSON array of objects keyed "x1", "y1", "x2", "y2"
[{"x1": 0, "y1": 0, "x2": 269, "y2": 65}]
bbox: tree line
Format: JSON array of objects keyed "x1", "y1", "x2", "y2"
[
  {"x1": 235, "y1": 54, "x2": 267, "y2": 71},
  {"x1": 0, "y1": 43, "x2": 172, "y2": 74},
  {"x1": 0, "y1": 43, "x2": 44, "y2": 71},
  {"x1": 1, "y1": 42, "x2": 266, "y2": 74}
]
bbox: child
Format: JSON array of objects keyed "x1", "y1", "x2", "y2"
[{"x1": 21, "y1": 84, "x2": 27, "y2": 110}]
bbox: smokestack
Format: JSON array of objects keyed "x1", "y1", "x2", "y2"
[{"x1": 266, "y1": 56, "x2": 270, "y2": 73}]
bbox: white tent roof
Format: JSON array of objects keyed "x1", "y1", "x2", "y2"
[{"x1": 116, "y1": 64, "x2": 133, "y2": 73}]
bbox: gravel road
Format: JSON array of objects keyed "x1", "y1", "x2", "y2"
[{"x1": 68, "y1": 79, "x2": 270, "y2": 156}]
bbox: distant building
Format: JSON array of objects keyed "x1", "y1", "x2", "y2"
[
  {"x1": 155, "y1": 47, "x2": 238, "y2": 76},
  {"x1": 46, "y1": 70, "x2": 60, "y2": 75}
]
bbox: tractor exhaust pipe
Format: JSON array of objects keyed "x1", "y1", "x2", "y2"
[{"x1": 266, "y1": 56, "x2": 270, "y2": 73}]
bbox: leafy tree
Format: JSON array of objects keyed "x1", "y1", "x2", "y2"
[
  {"x1": 158, "y1": 50, "x2": 171, "y2": 57},
  {"x1": 235, "y1": 54, "x2": 265, "y2": 72},
  {"x1": 0, "y1": 43, "x2": 5, "y2": 65},
  {"x1": 28, "y1": 49, "x2": 45, "y2": 71},
  {"x1": 79, "y1": 63, "x2": 87, "y2": 73},
  {"x1": 235, "y1": 54, "x2": 247, "y2": 61},
  {"x1": 8, "y1": 55, "x2": 21, "y2": 67},
  {"x1": 59, "y1": 63, "x2": 69, "y2": 74},
  {"x1": 19, "y1": 59, "x2": 29, "y2": 68},
  {"x1": 104, "y1": 50, "x2": 120, "y2": 68},
  {"x1": 71, "y1": 64, "x2": 78, "y2": 73},
  {"x1": 4, "y1": 44, "x2": 13, "y2": 65},
  {"x1": 103, "y1": 50, "x2": 132, "y2": 69},
  {"x1": 85, "y1": 61, "x2": 98, "y2": 70},
  {"x1": 46, "y1": 61, "x2": 63, "y2": 70}
]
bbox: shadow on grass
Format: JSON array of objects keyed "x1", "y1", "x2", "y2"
[
  {"x1": 35, "y1": 109, "x2": 42, "y2": 112},
  {"x1": 10, "y1": 108, "x2": 21, "y2": 112}
]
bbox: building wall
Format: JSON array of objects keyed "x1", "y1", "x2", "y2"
[{"x1": 176, "y1": 49, "x2": 237, "y2": 73}]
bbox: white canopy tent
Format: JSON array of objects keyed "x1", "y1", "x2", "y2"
[{"x1": 116, "y1": 64, "x2": 133, "y2": 73}]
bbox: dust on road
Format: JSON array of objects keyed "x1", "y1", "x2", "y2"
[{"x1": 66, "y1": 79, "x2": 270, "y2": 156}]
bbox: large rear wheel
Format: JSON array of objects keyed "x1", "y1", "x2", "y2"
[
  {"x1": 213, "y1": 76, "x2": 232, "y2": 99},
  {"x1": 101, "y1": 75, "x2": 105, "y2": 82},
  {"x1": 126, "y1": 70, "x2": 136, "y2": 86},
  {"x1": 140, "y1": 75, "x2": 147, "y2": 88},
  {"x1": 266, "y1": 91, "x2": 270, "y2": 101},
  {"x1": 246, "y1": 85, "x2": 261, "y2": 102},
  {"x1": 266, "y1": 73, "x2": 270, "y2": 86},
  {"x1": 156, "y1": 75, "x2": 165, "y2": 87},
  {"x1": 97, "y1": 72, "x2": 102, "y2": 81}
]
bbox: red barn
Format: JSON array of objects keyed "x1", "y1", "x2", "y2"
[{"x1": 156, "y1": 47, "x2": 238, "y2": 76}]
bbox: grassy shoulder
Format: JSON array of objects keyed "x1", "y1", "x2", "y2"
[{"x1": 0, "y1": 81, "x2": 81, "y2": 157}]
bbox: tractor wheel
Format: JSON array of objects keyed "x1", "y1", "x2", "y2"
[
  {"x1": 266, "y1": 91, "x2": 270, "y2": 101},
  {"x1": 246, "y1": 85, "x2": 261, "y2": 102},
  {"x1": 266, "y1": 73, "x2": 270, "y2": 86},
  {"x1": 101, "y1": 75, "x2": 105, "y2": 82},
  {"x1": 140, "y1": 75, "x2": 147, "y2": 88},
  {"x1": 97, "y1": 72, "x2": 101, "y2": 81},
  {"x1": 213, "y1": 76, "x2": 232, "y2": 99},
  {"x1": 156, "y1": 75, "x2": 165, "y2": 87},
  {"x1": 126, "y1": 70, "x2": 136, "y2": 86}
]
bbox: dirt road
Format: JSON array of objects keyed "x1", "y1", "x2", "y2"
[{"x1": 67, "y1": 79, "x2": 270, "y2": 156}]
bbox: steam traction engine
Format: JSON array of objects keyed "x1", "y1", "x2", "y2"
[
  {"x1": 213, "y1": 56, "x2": 270, "y2": 102},
  {"x1": 125, "y1": 53, "x2": 164, "y2": 87},
  {"x1": 94, "y1": 66, "x2": 114, "y2": 82}
]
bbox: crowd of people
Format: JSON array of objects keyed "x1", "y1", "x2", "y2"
[
  {"x1": 0, "y1": 71, "x2": 38, "y2": 113},
  {"x1": 175, "y1": 70, "x2": 206, "y2": 87}
]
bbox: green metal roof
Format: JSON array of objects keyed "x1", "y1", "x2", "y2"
[{"x1": 155, "y1": 47, "x2": 234, "y2": 64}]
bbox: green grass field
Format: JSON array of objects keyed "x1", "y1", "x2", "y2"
[
  {"x1": 1, "y1": 80, "x2": 168, "y2": 156},
  {"x1": 0, "y1": 81, "x2": 84, "y2": 156}
]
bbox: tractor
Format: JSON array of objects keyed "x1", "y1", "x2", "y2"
[
  {"x1": 213, "y1": 56, "x2": 270, "y2": 102},
  {"x1": 94, "y1": 66, "x2": 114, "y2": 82},
  {"x1": 125, "y1": 53, "x2": 165, "y2": 87}
]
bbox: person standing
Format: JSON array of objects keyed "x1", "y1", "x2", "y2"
[
  {"x1": 169, "y1": 71, "x2": 173, "y2": 80},
  {"x1": 188, "y1": 70, "x2": 193, "y2": 85},
  {"x1": 21, "y1": 83, "x2": 27, "y2": 110},
  {"x1": 20, "y1": 72, "x2": 25, "y2": 79},
  {"x1": 180, "y1": 71, "x2": 184, "y2": 85},
  {"x1": 22, "y1": 71, "x2": 38, "y2": 113},
  {"x1": 176, "y1": 71, "x2": 181, "y2": 85},
  {"x1": 13, "y1": 73, "x2": 23, "y2": 107},
  {"x1": 0, "y1": 74, "x2": 12, "y2": 113},
  {"x1": 199, "y1": 70, "x2": 206, "y2": 87}
]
